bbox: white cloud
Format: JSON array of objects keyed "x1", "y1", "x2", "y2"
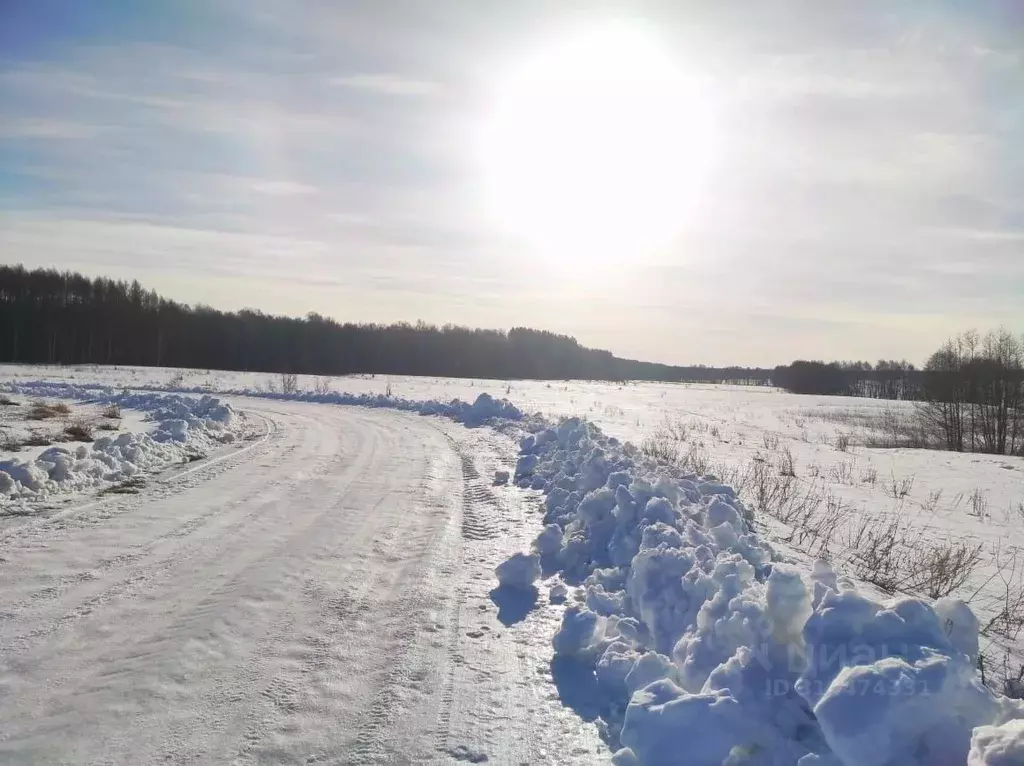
[
  {"x1": 928, "y1": 227, "x2": 1024, "y2": 243},
  {"x1": 0, "y1": 117, "x2": 108, "y2": 140},
  {"x1": 247, "y1": 179, "x2": 317, "y2": 195},
  {"x1": 331, "y1": 73, "x2": 443, "y2": 96}
]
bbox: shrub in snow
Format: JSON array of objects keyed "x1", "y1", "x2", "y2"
[
  {"x1": 495, "y1": 552, "x2": 540, "y2": 590},
  {"x1": 495, "y1": 415, "x2": 1024, "y2": 765}
]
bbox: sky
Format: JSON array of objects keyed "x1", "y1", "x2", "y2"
[{"x1": 1, "y1": 0, "x2": 1022, "y2": 368}]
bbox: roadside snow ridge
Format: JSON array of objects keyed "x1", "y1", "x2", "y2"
[
  {"x1": 502, "y1": 416, "x2": 1024, "y2": 766},
  {"x1": 0, "y1": 384, "x2": 237, "y2": 503}
]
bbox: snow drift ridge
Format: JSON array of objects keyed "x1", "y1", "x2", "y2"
[
  {"x1": 501, "y1": 416, "x2": 1024, "y2": 766},
  {"x1": 0, "y1": 384, "x2": 237, "y2": 502}
]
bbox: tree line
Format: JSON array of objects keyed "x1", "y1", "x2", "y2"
[
  {"x1": 0, "y1": 264, "x2": 773, "y2": 384},
  {"x1": 917, "y1": 329, "x2": 1024, "y2": 455},
  {"x1": 772, "y1": 359, "x2": 922, "y2": 399},
  {"x1": 774, "y1": 331, "x2": 1024, "y2": 456},
  {"x1": 4, "y1": 265, "x2": 1020, "y2": 455}
]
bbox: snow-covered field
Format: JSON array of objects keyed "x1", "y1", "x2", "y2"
[{"x1": 1, "y1": 363, "x2": 1023, "y2": 764}]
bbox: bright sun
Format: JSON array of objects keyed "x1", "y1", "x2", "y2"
[{"x1": 478, "y1": 21, "x2": 716, "y2": 264}]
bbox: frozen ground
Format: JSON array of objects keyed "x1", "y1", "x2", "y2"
[{"x1": 1, "y1": 364, "x2": 1022, "y2": 764}]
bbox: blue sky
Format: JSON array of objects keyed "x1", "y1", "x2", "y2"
[{"x1": 1, "y1": 0, "x2": 1022, "y2": 366}]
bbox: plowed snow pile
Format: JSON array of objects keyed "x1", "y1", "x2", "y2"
[
  {"x1": 501, "y1": 416, "x2": 1024, "y2": 766},
  {"x1": 0, "y1": 383, "x2": 237, "y2": 503}
]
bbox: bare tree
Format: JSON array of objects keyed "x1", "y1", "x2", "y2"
[
  {"x1": 917, "y1": 329, "x2": 1024, "y2": 456},
  {"x1": 917, "y1": 334, "x2": 970, "y2": 451}
]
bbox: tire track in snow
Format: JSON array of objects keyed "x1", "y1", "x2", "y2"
[
  {"x1": 6, "y1": 421, "x2": 282, "y2": 614},
  {"x1": 343, "y1": 436, "x2": 465, "y2": 764},
  {"x1": 459, "y1": 451, "x2": 501, "y2": 542},
  {"x1": 0, "y1": 403, "x2": 369, "y2": 762},
  {"x1": 0, "y1": 413, "x2": 346, "y2": 646}
]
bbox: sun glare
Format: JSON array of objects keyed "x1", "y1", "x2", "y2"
[{"x1": 478, "y1": 21, "x2": 716, "y2": 265}]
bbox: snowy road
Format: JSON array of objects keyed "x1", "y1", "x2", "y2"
[{"x1": 0, "y1": 399, "x2": 601, "y2": 764}]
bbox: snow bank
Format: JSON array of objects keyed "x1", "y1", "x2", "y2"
[
  {"x1": 3, "y1": 380, "x2": 525, "y2": 430},
  {"x1": 501, "y1": 416, "x2": 1024, "y2": 765},
  {"x1": 0, "y1": 384, "x2": 238, "y2": 503},
  {"x1": 255, "y1": 388, "x2": 523, "y2": 427}
]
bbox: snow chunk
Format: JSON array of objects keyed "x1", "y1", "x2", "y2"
[
  {"x1": 620, "y1": 682, "x2": 754, "y2": 766},
  {"x1": 935, "y1": 597, "x2": 980, "y2": 663},
  {"x1": 969, "y1": 719, "x2": 1024, "y2": 766},
  {"x1": 494, "y1": 552, "x2": 540, "y2": 590},
  {"x1": 800, "y1": 591, "x2": 1004, "y2": 766},
  {"x1": 626, "y1": 652, "x2": 676, "y2": 696},
  {"x1": 766, "y1": 564, "x2": 812, "y2": 644},
  {"x1": 0, "y1": 460, "x2": 49, "y2": 492},
  {"x1": 155, "y1": 419, "x2": 189, "y2": 442},
  {"x1": 549, "y1": 581, "x2": 568, "y2": 604},
  {"x1": 533, "y1": 524, "x2": 564, "y2": 557},
  {"x1": 462, "y1": 392, "x2": 522, "y2": 427},
  {"x1": 814, "y1": 655, "x2": 985, "y2": 766},
  {"x1": 597, "y1": 640, "x2": 639, "y2": 696},
  {"x1": 553, "y1": 605, "x2": 602, "y2": 658},
  {"x1": 516, "y1": 453, "x2": 540, "y2": 478}
]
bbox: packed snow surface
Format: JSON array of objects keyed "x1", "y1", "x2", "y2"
[{"x1": 0, "y1": 391, "x2": 608, "y2": 763}]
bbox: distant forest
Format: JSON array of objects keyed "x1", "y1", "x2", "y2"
[
  {"x1": 0, "y1": 264, "x2": 772, "y2": 383},
  {"x1": 4, "y1": 266, "x2": 1019, "y2": 431},
  {"x1": 773, "y1": 359, "x2": 922, "y2": 399}
]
